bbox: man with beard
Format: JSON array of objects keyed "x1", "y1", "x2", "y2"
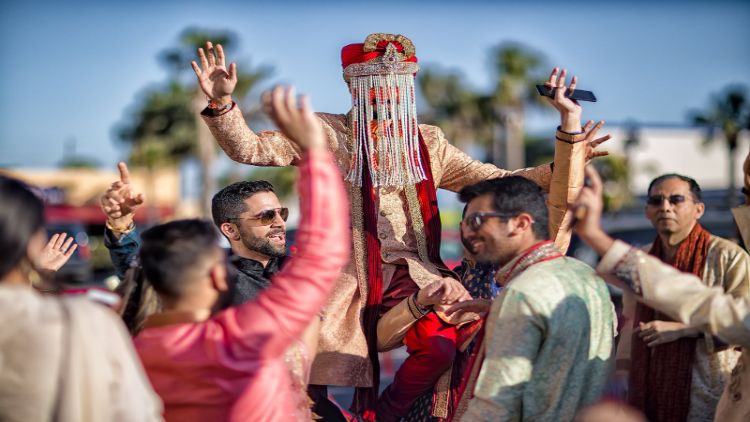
[
  {"x1": 192, "y1": 33, "x2": 608, "y2": 420},
  {"x1": 102, "y1": 164, "x2": 290, "y2": 306}
]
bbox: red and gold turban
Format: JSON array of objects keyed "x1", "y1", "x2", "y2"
[{"x1": 341, "y1": 33, "x2": 420, "y2": 81}]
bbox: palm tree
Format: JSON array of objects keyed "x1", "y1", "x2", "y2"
[
  {"x1": 417, "y1": 68, "x2": 489, "y2": 153},
  {"x1": 117, "y1": 27, "x2": 271, "y2": 218},
  {"x1": 417, "y1": 42, "x2": 547, "y2": 168},
  {"x1": 691, "y1": 84, "x2": 750, "y2": 207},
  {"x1": 486, "y1": 42, "x2": 548, "y2": 169}
]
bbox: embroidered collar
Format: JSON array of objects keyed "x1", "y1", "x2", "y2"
[{"x1": 495, "y1": 241, "x2": 563, "y2": 286}]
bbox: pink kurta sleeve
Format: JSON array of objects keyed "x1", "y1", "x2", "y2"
[{"x1": 214, "y1": 149, "x2": 350, "y2": 359}]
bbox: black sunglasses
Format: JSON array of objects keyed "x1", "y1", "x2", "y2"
[
  {"x1": 461, "y1": 212, "x2": 509, "y2": 231},
  {"x1": 646, "y1": 195, "x2": 691, "y2": 206},
  {"x1": 230, "y1": 207, "x2": 289, "y2": 226}
]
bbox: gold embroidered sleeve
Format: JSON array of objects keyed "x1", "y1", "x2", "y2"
[
  {"x1": 597, "y1": 240, "x2": 750, "y2": 347},
  {"x1": 201, "y1": 103, "x2": 302, "y2": 166},
  {"x1": 547, "y1": 134, "x2": 586, "y2": 253},
  {"x1": 431, "y1": 126, "x2": 553, "y2": 193}
]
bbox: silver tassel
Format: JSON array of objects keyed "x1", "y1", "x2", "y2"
[{"x1": 345, "y1": 74, "x2": 426, "y2": 187}]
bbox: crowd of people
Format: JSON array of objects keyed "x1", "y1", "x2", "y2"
[{"x1": 1, "y1": 32, "x2": 748, "y2": 422}]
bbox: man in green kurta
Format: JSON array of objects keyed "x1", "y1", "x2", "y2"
[{"x1": 447, "y1": 176, "x2": 616, "y2": 421}]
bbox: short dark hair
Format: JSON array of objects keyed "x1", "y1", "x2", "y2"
[
  {"x1": 648, "y1": 173, "x2": 702, "y2": 202},
  {"x1": 0, "y1": 176, "x2": 45, "y2": 279},
  {"x1": 211, "y1": 180, "x2": 275, "y2": 227},
  {"x1": 458, "y1": 176, "x2": 550, "y2": 240},
  {"x1": 139, "y1": 219, "x2": 221, "y2": 299}
]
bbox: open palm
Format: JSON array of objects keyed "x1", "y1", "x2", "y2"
[{"x1": 191, "y1": 41, "x2": 237, "y2": 102}]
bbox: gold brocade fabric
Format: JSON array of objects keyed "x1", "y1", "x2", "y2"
[{"x1": 202, "y1": 105, "x2": 579, "y2": 387}]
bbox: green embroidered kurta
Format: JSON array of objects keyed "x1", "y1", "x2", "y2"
[{"x1": 462, "y1": 257, "x2": 616, "y2": 422}]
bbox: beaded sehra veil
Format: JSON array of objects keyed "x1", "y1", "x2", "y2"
[{"x1": 343, "y1": 34, "x2": 427, "y2": 188}]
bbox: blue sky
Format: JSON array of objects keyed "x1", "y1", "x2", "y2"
[{"x1": 1, "y1": 0, "x2": 748, "y2": 169}]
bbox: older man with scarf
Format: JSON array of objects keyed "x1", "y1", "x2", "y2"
[
  {"x1": 615, "y1": 174, "x2": 750, "y2": 421},
  {"x1": 191, "y1": 33, "x2": 607, "y2": 420}
]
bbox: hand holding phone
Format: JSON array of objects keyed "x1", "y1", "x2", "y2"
[{"x1": 536, "y1": 84, "x2": 597, "y2": 102}]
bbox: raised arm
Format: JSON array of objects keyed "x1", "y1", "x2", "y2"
[
  {"x1": 440, "y1": 69, "x2": 609, "y2": 252},
  {"x1": 100, "y1": 162, "x2": 144, "y2": 280},
  {"x1": 193, "y1": 41, "x2": 301, "y2": 166},
  {"x1": 217, "y1": 87, "x2": 350, "y2": 358}
]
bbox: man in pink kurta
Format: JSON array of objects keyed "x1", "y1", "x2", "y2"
[{"x1": 133, "y1": 92, "x2": 350, "y2": 421}]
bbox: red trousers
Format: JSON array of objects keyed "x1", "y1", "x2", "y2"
[{"x1": 376, "y1": 267, "x2": 457, "y2": 422}]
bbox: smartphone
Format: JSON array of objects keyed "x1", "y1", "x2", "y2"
[{"x1": 536, "y1": 84, "x2": 597, "y2": 102}]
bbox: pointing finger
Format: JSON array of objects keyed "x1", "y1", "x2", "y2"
[{"x1": 118, "y1": 162, "x2": 131, "y2": 184}]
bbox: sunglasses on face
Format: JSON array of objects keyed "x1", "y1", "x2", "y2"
[
  {"x1": 461, "y1": 212, "x2": 509, "y2": 231},
  {"x1": 230, "y1": 207, "x2": 289, "y2": 226},
  {"x1": 646, "y1": 194, "x2": 694, "y2": 206}
]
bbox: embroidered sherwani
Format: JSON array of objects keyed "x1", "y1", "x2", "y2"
[
  {"x1": 202, "y1": 105, "x2": 584, "y2": 387},
  {"x1": 615, "y1": 235, "x2": 750, "y2": 420},
  {"x1": 457, "y1": 249, "x2": 616, "y2": 421},
  {"x1": 598, "y1": 219, "x2": 750, "y2": 422}
]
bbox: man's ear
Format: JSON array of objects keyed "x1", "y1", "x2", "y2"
[
  {"x1": 695, "y1": 202, "x2": 706, "y2": 220},
  {"x1": 510, "y1": 213, "x2": 535, "y2": 236},
  {"x1": 209, "y1": 262, "x2": 228, "y2": 292},
  {"x1": 220, "y1": 222, "x2": 240, "y2": 241}
]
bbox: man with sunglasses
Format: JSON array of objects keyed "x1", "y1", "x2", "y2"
[
  {"x1": 101, "y1": 165, "x2": 292, "y2": 306},
  {"x1": 614, "y1": 173, "x2": 750, "y2": 421},
  {"x1": 443, "y1": 175, "x2": 616, "y2": 421}
]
